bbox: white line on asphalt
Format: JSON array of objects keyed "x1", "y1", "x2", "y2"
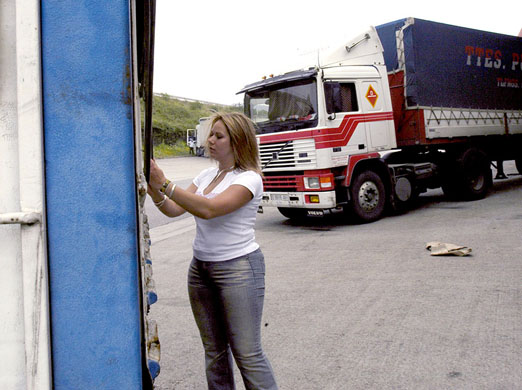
[{"x1": 150, "y1": 216, "x2": 195, "y2": 244}]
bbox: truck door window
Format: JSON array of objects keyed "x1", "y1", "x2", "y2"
[{"x1": 324, "y1": 82, "x2": 358, "y2": 114}]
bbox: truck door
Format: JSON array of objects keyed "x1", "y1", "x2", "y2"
[
  {"x1": 361, "y1": 80, "x2": 391, "y2": 151},
  {"x1": 323, "y1": 80, "x2": 367, "y2": 157}
]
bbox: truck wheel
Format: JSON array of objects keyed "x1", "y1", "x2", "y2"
[
  {"x1": 348, "y1": 170, "x2": 386, "y2": 223},
  {"x1": 442, "y1": 148, "x2": 491, "y2": 200},
  {"x1": 458, "y1": 148, "x2": 491, "y2": 200},
  {"x1": 277, "y1": 207, "x2": 307, "y2": 220}
]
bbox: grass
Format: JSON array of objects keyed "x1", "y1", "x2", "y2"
[{"x1": 153, "y1": 141, "x2": 191, "y2": 158}]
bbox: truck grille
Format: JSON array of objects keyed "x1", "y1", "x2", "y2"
[
  {"x1": 259, "y1": 139, "x2": 316, "y2": 170},
  {"x1": 263, "y1": 175, "x2": 300, "y2": 191}
]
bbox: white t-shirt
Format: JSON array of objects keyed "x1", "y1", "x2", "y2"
[{"x1": 192, "y1": 167, "x2": 263, "y2": 261}]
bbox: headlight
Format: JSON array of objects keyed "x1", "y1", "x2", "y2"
[{"x1": 305, "y1": 177, "x2": 320, "y2": 189}]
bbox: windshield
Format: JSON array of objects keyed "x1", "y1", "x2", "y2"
[{"x1": 244, "y1": 78, "x2": 318, "y2": 134}]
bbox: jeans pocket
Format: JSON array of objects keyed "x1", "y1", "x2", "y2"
[
  {"x1": 246, "y1": 250, "x2": 265, "y2": 297},
  {"x1": 247, "y1": 249, "x2": 265, "y2": 275}
]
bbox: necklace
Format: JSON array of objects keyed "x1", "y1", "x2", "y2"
[
  {"x1": 209, "y1": 165, "x2": 234, "y2": 186},
  {"x1": 217, "y1": 165, "x2": 234, "y2": 176}
]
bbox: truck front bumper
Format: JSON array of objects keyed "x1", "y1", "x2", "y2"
[{"x1": 261, "y1": 190, "x2": 337, "y2": 209}]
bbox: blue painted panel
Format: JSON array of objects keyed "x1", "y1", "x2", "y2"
[{"x1": 40, "y1": 1, "x2": 143, "y2": 389}]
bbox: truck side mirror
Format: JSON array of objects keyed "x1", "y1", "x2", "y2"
[{"x1": 324, "y1": 81, "x2": 340, "y2": 120}]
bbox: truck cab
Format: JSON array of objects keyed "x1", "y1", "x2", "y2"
[
  {"x1": 239, "y1": 28, "x2": 396, "y2": 221},
  {"x1": 240, "y1": 18, "x2": 522, "y2": 223}
]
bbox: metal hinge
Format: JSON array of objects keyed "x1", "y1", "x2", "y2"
[{"x1": 0, "y1": 211, "x2": 41, "y2": 225}]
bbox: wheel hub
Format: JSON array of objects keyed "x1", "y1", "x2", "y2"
[
  {"x1": 358, "y1": 181, "x2": 379, "y2": 211},
  {"x1": 470, "y1": 173, "x2": 485, "y2": 191}
]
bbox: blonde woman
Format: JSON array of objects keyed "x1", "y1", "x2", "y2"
[{"x1": 148, "y1": 112, "x2": 278, "y2": 390}]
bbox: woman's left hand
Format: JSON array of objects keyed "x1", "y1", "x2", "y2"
[{"x1": 149, "y1": 159, "x2": 168, "y2": 192}]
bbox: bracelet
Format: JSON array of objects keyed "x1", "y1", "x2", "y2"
[
  {"x1": 154, "y1": 194, "x2": 167, "y2": 208},
  {"x1": 160, "y1": 179, "x2": 171, "y2": 194},
  {"x1": 167, "y1": 183, "x2": 177, "y2": 199}
]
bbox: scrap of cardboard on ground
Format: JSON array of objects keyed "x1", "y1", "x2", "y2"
[{"x1": 426, "y1": 241, "x2": 472, "y2": 256}]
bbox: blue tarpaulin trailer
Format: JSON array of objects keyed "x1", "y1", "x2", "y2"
[{"x1": 376, "y1": 18, "x2": 522, "y2": 110}]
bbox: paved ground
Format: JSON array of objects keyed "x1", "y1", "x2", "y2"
[
  {"x1": 147, "y1": 158, "x2": 522, "y2": 390},
  {"x1": 144, "y1": 157, "x2": 215, "y2": 229}
]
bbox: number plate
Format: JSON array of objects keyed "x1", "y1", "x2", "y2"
[
  {"x1": 307, "y1": 210, "x2": 324, "y2": 217},
  {"x1": 271, "y1": 194, "x2": 289, "y2": 201}
]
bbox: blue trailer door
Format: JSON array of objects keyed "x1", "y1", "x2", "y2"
[{"x1": 41, "y1": 1, "x2": 157, "y2": 388}]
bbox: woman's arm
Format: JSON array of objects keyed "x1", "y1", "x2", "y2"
[
  {"x1": 148, "y1": 159, "x2": 254, "y2": 219},
  {"x1": 169, "y1": 184, "x2": 253, "y2": 219},
  {"x1": 147, "y1": 183, "x2": 197, "y2": 217},
  {"x1": 149, "y1": 181, "x2": 252, "y2": 219}
]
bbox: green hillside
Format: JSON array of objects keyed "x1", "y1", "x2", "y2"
[{"x1": 146, "y1": 93, "x2": 242, "y2": 157}]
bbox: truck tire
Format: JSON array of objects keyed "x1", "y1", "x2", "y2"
[
  {"x1": 442, "y1": 148, "x2": 491, "y2": 200},
  {"x1": 348, "y1": 170, "x2": 386, "y2": 223},
  {"x1": 277, "y1": 207, "x2": 307, "y2": 220}
]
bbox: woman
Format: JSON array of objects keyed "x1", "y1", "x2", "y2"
[{"x1": 148, "y1": 112, "x2": 278, "y2": 390}]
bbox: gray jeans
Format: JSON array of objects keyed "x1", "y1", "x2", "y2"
[{"x1": 188, "y1": 248, "x2": 278, "y2": 390}]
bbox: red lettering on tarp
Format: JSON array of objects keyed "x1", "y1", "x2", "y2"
[
  {"x1": 485, "y1": 49, "x2": 494, "y2": 68},
  {"x1": 494, "y1": 50, "x2": 502, "y2": 68},
  {"x1": 513, "y1": 53, "x2": 521, "y2": 70},
  {"x1": 475, "y1": 47, "x2": 484, "y2": 66},
  {"x1": 466, "y1": 46, "x2": 506, "y2": 69},
  {"x1": 465, "y1": 46, "x2": 475, "y2": 66},
  {"x1": 497, "y1": 77, "x2": 520, "y2": 88}
]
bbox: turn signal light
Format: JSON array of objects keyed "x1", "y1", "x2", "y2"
[{"x1": 320, "y1": 177, "x2": 332, "y2": 188}]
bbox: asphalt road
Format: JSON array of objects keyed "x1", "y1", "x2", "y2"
[
  {"x1": 148, "y1": 158, "x2": 522, "y2": 390},
  {"x1": 144, "y1": 156, "x2": 214, "y2": 229}
]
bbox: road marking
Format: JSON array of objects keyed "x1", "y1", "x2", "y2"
[{"x1": 149, "y1": 216, "x2": 195, "y2": 244}]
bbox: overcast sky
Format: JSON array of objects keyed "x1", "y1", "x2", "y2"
[{"x1": 153, "y1": 0, "x2": 521, "y2": 106}]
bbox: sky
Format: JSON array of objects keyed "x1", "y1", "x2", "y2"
[{"x1": 153, "y1": 0, "x2": 521, "y2": 106}]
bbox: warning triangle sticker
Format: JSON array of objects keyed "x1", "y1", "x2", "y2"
[{"x1": 365, "y1": 85, "x2": 378, "y2": 107}]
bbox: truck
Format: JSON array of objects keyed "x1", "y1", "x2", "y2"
[
  {"x1": 194, "y1": 116, "x2": 212, "y2": 156},
  {"x1": 238, "y1": 17, "x2": 522, "y2": 223}
]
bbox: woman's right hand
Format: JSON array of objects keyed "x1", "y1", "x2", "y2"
[
  {"x1": 147, "y1": 183, "x2": 161, "y2": 198},
  {"x1": 149, "y1": 159, "x2": 167, "y2": 192}
]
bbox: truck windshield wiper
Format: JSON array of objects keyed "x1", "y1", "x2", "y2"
[
  {"x1": 257, "y1": 118, "x2": 313, "y2": 134},
  {"x1": 263, "y1": 140, "x2": 291, "y2": 169}
]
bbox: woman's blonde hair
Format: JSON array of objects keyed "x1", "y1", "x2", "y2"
[{"x1": 206, "y1": 112, "x2": 262, "y2": 175}]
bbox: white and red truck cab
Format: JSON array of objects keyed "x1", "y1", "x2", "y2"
[{"x1": 238, "y1": 18, "x2": 522, "y2": 222}]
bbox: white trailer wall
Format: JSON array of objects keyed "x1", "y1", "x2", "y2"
[{"x1": 0, "y1": 0, "x2": 52, "y2": 389}]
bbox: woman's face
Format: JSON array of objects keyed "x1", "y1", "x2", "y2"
[{"x1": 207, "y1": 120, "x2": 233, "y2": 163}]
